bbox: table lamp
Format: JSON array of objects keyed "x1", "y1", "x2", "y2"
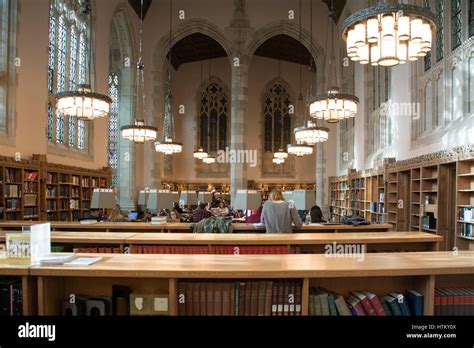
[
  {"x1": 283, "y1": 191, "x2": 293, "y2": 202},
  {"x1": 179, "y1": 190, "x2": 198, "y2": 208},
  {"x1": 197, "y1": 192, "x2": 212, "y2": 204},
  {"x1": 292, "y1": 190, "x2": 316, "y2": 210},
  {"x1": 147, "y1": 190, "x2": 174, "y2": 210},
  {"x1": 91, "y1": 188, "x2": 117, "y2": 209},
  {"x1": 138, "y1": 190, "x2": 149, "y2": 208},
  {"x1": 233, "y1": 189, "x2": 261, "y2": 210}
]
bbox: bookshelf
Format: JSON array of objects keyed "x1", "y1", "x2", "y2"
[
  {"x1": 456, "y1": 158, "x2": 474, "y2": 249},
  {"x1": 386, "y1": 171, "x2": 398, "y2": 230},
  {"x1": 420, "y1": 165, "x2": 438, "y2": 234},
  {"x1": 410, "y1": 167, "x2": 421, "y2": 231},
  {"x1": 329, "y1": 175, "x2": 350, "y2": 222},
  {"x1": 0, "y1": 154, "x2": 111, "y2": 222}
]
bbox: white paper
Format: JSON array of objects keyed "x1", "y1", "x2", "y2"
[
  {"x1": 154, "y1": 297, "x2": 168, "y2": 312},
  {"x1": 64, "y1": 256, "x2": 102, "y2": 266},
  {"x1": 30, "y1": 223, "x2": 51, "y2": 265}
]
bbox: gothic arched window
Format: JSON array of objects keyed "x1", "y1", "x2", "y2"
[
  {"x1": 263, "y1": 83, "x2": 292, "y2": 153},
  {"x1": 108, "y1": 72, "x2": 119, "y2": 186},
  {"x1": 47, "y1": 0, "x2": 88, "y2": 150},
  {"x1": 199, "y1": 82, "x2": 228, "y2": 152}
]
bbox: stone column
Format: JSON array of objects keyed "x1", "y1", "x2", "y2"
[
  {"x1": 316, "y1": 142, "x2": 330, "y2": 217},
  {"x1": 230, "y1": 60, "x2": 249, "y2": 202}
]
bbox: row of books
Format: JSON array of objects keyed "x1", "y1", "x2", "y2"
[
  {"x1": 130, "y1": 245, "x2": 299, "y2": 255},
  {"x1": 82, "y1": 189, "x2": 90, "y2": 200},
  {"x1": 46, "y1": 186, "x2": 57, "y2": 198},
  {"x1": 59, "y1": 186, "x2": 70, "y2": 197},
  {"x1": 23, "y1": 171, "x2": 39, "y2": 181},
  {"x1": 370, "y1": 202, "x2": 385, "y2": 214},
  {"x1": 24, "y1": 207, "x2": 38, "y2": 218},
  {"x1": 71, "y1": 176, "x2": 80, "y2": 185},
  {"x1": 5, "y1": 184, "x2": 21, "y2": 197},
  {"x1": 379, "y1": 193, "x2": 385, "y2": 203},
  {"x1": 177, "y1": 280, "x2": 302, "y2": 316},
  {"x1": 460, "y1": 223, "x2": 473, "y2": 238},
  {"x1": 81, "y1": 177, "x2": 90, "y2": 187},
  {"x1": 457, "y1": 207, "x2": 474, "y2": 222},
  {"x1": 72, "y1": 187, "x2": 80, "y2": 198},
  {"x1": 0, "y1": 277, "x2": 22, "y2": 316},
  {"x1": 4, "y1": 168, "x2": 20, "y2": 183},
  {"x1": 46, "y1": 200, "x2": 57, "y2": 211},
  {"x1": 74, "y1": 247, "x2": 121, "y2": 254},
  {"x1": 435, "y1": 288, "x2": 474, "y2": 315},
  {"x1": 5, "y1": 199, "x2": 20, "y2": 210},
  {"x1": 23, "y1": 182, "x2": 38, "y2": 193},
  {"x1": 423, "y1": 214, "x2": 437, "y2": 230},
  {"x1": 309, "y1": 288, "x2": 423, "y2": 316},
  {"x1": 351, "y1": 179, "x2": 365, "y2": 189}
]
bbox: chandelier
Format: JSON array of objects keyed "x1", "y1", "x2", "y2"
[
  {"x1": 121, "y1": 0, "x2": 157, "y2": 143},
  {"x1": 121, "y1": 120, "x2": 158, "y2": 143},
  {"x1": 274, "y1": 148, "x2": 288, "y2": 160},
  {"x1": 341, "y1": 2, "x2": 436, "y2": 67},
  {"x1": 294, "y1": 121, "x2": 329, "y2": 145},
  {"x1": 193, "y1": 147, "x2": 208, "y2": 160},
  {"x1": 287, "y1": 143, "x2": 313, "y2": 157},
  {"x1": 308, "y1": 87, "x2": 359, "y2": 122},
  {"x1": 308, "y1": 0, "x2": 359, "y2": 124},
  {"x1": 155, "y1": 0, "x2": 182, "y2": 155},
  {"x1": 155, "y1": 137, "x2": 183, "y2": 155},
  {"x1": 202, "y1": 155, "x2": 216, "y2": 164},
  {"x1": 55, "y1": 1, "x2": 111, "y2": 120},
  {"x1": 272, "y1": 157, "x2": 285, "y2": 165}
]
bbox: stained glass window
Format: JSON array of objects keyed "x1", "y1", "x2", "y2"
[
  {"x1": 451, "y1": 0, "x2": 462, "y2": 51},
  {"x1": 199, "y1": 82, "x2": 228, "y2": 152},
  {"x1": 47, "y1": 1, "x2": 89, "y2": 150},
  {"x1": 108, "y1": 73, "x2": 119, "y2": 186},
  {"x1": 424, "y1": 0, "x2": 432, "y2": 71},
  {"x1": 263, "y1": 83, "x2": 292, "y2": 153},
  {"x1": 470, "y1": 0, "x2": 474, "y2": 37},
  {"x1": 436, "y1": 0, "x2": 444, "y2": 62}
]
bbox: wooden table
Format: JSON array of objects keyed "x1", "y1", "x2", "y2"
[
  {"x1": 0, "y1": 221, "x2": 393, "y2": 233},
  {"x1": 28, "y1": 251, "x2": 474, "y2": 315}
]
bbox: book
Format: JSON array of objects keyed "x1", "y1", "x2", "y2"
[
  {"x1": 63, "y1": 256, "x2": 102, "y2": 266},
  {"x1": 362, "y1": 290, "x2": 387, "y2": 316},
  {"x1": 382, "y1": 295, "x2": 402, "y2": 316},
  {"x1": 346, "y1": 295, "x2": 366, "y2": 316},
  {"x1": 334, "y1": 295, "x2": 352, "y2": 316},
  {"x1": 327, "y1": 293, "x2": 338, "y2": 316},
  {"x1": 389, "y1": 292, "x2": 411, "y2": 316},
  {"x1": 405, "y1": 289, "x2": 424, "y2": 316},
  {"x1": 39, "y1": 253, "x2": 76, "y2": 265}
]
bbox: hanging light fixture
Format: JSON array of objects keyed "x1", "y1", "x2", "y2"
[
  {"x1": 121, "y1": 0, "x2": 157, "y2": 143},
  {"x1": 193, "y1": 61, "x2": 208, "y2": 160},
  {"x1": 287, "y1": 143, "x2": 314, "y2": 157},
  {"x1": 56, "y1": 0, "x2": 111, "y2": 120},
  {"x1": 155, "y1": 0, "x2": 183, "y2": 155},
  {"x1": 294, "y1": 0, "x2": 329, "y2": 145},
  {"x1": 274, "y1": 148, "x2": 288, "y2": 160},
  {"x1": 308, "y1": 0, "x2": 359, "y2": 123},
  {"x1": 341, "y1": 2, "x2": 436, "y2": 67},
  {"x1": 272, "y1": 157, "x2": 285, "y2": 165},
  {"x1": 203, "y1": 155, "x2": 216, "y2": 164}
]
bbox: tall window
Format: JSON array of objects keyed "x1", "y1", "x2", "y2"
[
  {"x1": 263, "y1": 83, "x2": 292, "y2": 153},
  {"x1": 47, "y1": 0, "x2": 88, "y2": 150},
  {"x1": 424, "y1": 0, "x2": 432, "y2": 71},
  {"x1": 470, "y1": 0, "x2": 474, "y2": 37},
  {"x1": 108, "y1": 73, "x2": 119, "y2": 186},
  {"x1": 0, "y1": 0, "x2": 16, "y2": 135},
  {"x1": 435, "y1": 0, "x2": 444, "y2": 62},
  {"x1": 199, "y1": 81, "x2": 229, "y2": 152},
  {"x1": 451, "y1": 0, "x2": 462, "y2": 51}
]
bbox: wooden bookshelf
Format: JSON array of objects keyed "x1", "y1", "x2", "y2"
[
  {"x1": 25, "y1": 251, "x2": 474, "y2": 316},
  {"x1": 386, "y1": 171, "x2": 398, "y2": 230},
  {"x1": 456, "y1": 158, "x2": 474, "y2": 250},
  {"x1": 0, "y1": 154, "x2": 111, "y2": 222},
  {"x1": 329, "y1": 174, "x2": 350, "y2": 222}
]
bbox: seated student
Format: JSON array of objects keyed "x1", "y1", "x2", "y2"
[
  {"x1": 173, "y1": 202, "x2": 183, "y2": 214},
  {"x1": 261, "y1": 189, "x2": 303, "y2": 233},
  {"x1": 85, "y1": 209, "x2": 106, "y2": 221},
  {"x1": 216, "y1": 200, "x2": 229, "y2": 216},
  {"x1": 310, "y1": 205, "x2": 326, "y2": 223},
  {"x1": 190, "y1": 202, "x2": 213, "y2": 222},
  {"x1": 246, "y1": 204, "x2": 263, "y2": 223},
  {"x1": 168, "y1": 208, "x2": 182, "y2": 222}
]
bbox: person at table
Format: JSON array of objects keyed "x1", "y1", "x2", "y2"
[
  {"x1": 190, "y1": 202, "x2": 213, "y2": 222},
  {"x1": 85, "y1": 209, "x2": 107, "y2": 222},
  {"x1": 246, "y1": 203, "x2": 263, "y2": 223},
  {"x1": 168, "y1": 208, "x2": 182, "y2": 222},
  {"x1": 310, "y1": 205, "x2": 326, "y2": 223},
  {"x1": 216, "y1": 200, "x2": 229, "y2": 216},
  {"x1": 261, "y1": 189, "x2": 303, "y2": 233}
]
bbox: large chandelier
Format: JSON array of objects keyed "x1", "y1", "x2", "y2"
[
  {"x1": 308, "y1": 87, "x2": 359, "y2": 122},
  {"x1": 193, "y1": 147, "x2": 208, "y2": 160},
  {"x1": 56, "y1": 1, "x2": 111, "y2": 120},
  {"x1": 287, "y1": 143, "x2": 313, "y2": 157},
  {"x1": 341, "y1": 2, "x2": 436, "y2": 67},
  {"x1": 155, "y1": 137, "x2": 183, "y2": 155},
  {"x1": 155, "y1": 0, "x2": 182, "y2": 155},
  {"x1": 121, "y1": 0, "x2": 157, "y2": 143},
  {"x1": 294, "y1": 121, "x2": 329, "y2": 145},
  {"x1": 272, "y1": 157, "x2": 285, "y2": 165},
  {"x1": 274, "y1": 148, "x2": 288, "y2": 160}
]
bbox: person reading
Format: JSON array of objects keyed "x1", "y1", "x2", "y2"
[
  {"x1": 190, "y1": 202, "x2": 212, "y2": 222},
  {"x1": 261, "y1": 189, "x2": 303, "y2": 233}
]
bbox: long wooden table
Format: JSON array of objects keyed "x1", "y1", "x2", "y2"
[
  {"x1": 0, "y1": 231, "x2": 442, "y2": 252},
  {"x1": 25, "y1": 251, "x2": 474, "y2": 315},
  {"x1": 0, "y1": 221, "x2": 393, "y2": 233}
]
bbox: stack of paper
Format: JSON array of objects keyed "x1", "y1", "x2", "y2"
[{"x1": 39, "y1": 253, "x2": 77, "y2": 265}]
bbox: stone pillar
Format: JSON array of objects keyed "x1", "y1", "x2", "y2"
[
  {"x1": 230, "y1": 61, "x2": 249, "y2": 203},
  {"x1": 316, "y1": 142, "x2": 330, "y2": 217}
]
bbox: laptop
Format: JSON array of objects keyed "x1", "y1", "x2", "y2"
[{"x1": 127, "y1": 211, "x2": 139, "y2": 221}]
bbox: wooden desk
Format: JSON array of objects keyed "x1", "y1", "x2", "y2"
[
  {"x1": 30, "y1": 251, "x2": 474, "y2": 315},
  {"x1": 0, "y1": 221, "x2": 393, "y2": 233}
]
